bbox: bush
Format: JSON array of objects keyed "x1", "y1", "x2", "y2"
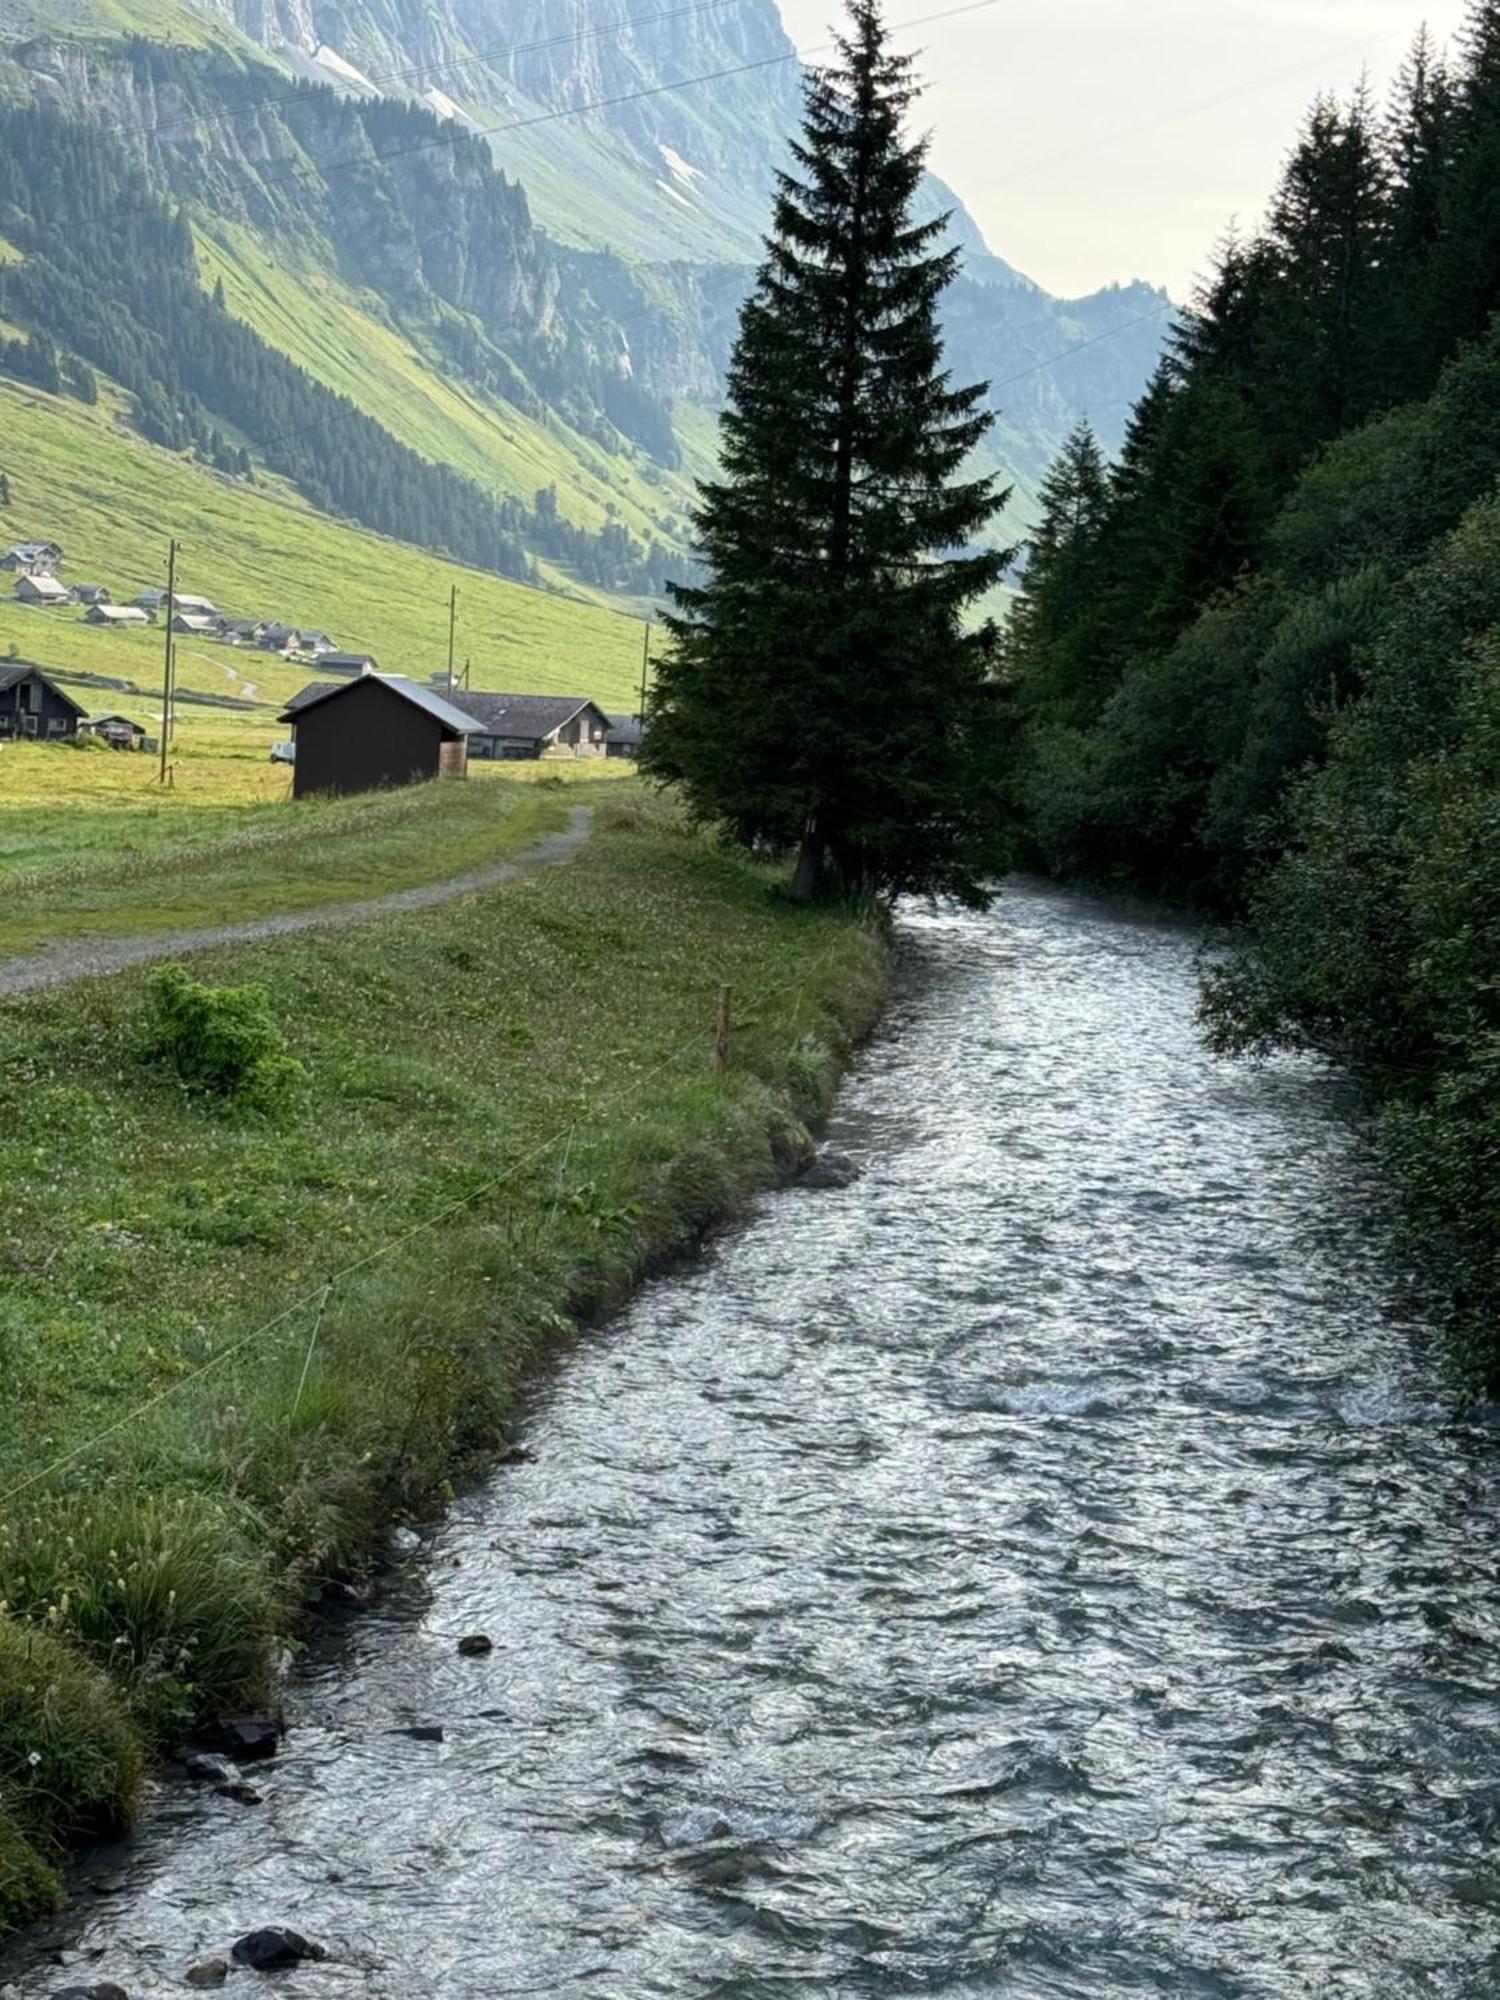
[
  {"x1": 145, "y1": 963, "x2": 303, "y2": 1108},
  {"x1": 0, "y1": 1805, "x2": 61, "y2": 1933},
  {"x1": 0, "y1": 1614, "x2": 141, "y2": 1845}
]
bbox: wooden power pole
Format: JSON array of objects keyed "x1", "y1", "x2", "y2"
[
  {"x1": 158, "y1": 537, "x2": 177, "y2": 786},
  {"x1": 639, "y1": 617, "x2": 651, "y2": 724},
  {"x1": 446, "y1": 585, "x2": 459, "y2": 693}
]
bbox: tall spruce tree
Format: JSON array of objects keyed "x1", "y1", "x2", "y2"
[{"x1": 643, "y1": 0, "x2": 1010, "y2": 904}]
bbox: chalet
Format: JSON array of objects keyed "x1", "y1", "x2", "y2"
[
  {"x1": 605, "y1": 713, "x2": 645, "y2": 760},
  {"x1": 300, "y1": 631, "x2": 334, "y2": 654},
  {"x1": 261, "y1": 624, "x2": 302, "y2": 652},
  {"x1": 450, "y1": 692, "x2": 612, "y2": 760},
  {"x1": 0, "y1": 664, "x2": 86, "y2": 739},
  {"x1": 279, "y1": 674, "x2": 477, "y2": 798},
  {"x1": 73, "y1": 584, "x2": 111, "y2": 606},
  {"x1": 81, "y1": 712, "x2": 149, "y2": 749},
  {"x1": 136, "y1": 589, "x2": 217, "y2": 617},
  {"x1": 226, "y1": 618, "x2": 268, "y2": 643},
  {"x1": 14, "y1": 573, "x2": 71, "y2": 606},
  {"x1": 172, "y1": 612, "x2": 220, "y2": 635},
  {"x1": 1, "y1": 540, "x2": 62, "y2": 577},
  {"x1": 317, "y1": 650, "x2": 379, "y2": 677},
  {"x1": 85, "y1": 603, "x2": 150, "y2": 627}
]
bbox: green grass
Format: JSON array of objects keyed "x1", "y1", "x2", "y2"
[
  {"x1": 0, "y1": 374, "x2": 650, "y2": 713},
  {"x1": 0, "y1": 787, "x2": 885, "y2": 1927},
  {"x1": 0, "y1": 769, "x2": 586, "y2": 954},
  {"x1": 193, "y1": 221, "x2": 699, "y2": 564}
]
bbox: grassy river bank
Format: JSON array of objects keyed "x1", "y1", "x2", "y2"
[{"x1": 0, "y1": 784, "x2": 887, "y2": 1930}]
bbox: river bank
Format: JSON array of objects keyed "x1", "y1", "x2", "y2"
[
  {"x1": 0, "y1": 787, "x2": 887, "y2": 1932},
  {"x1": 3, "y1": 882, "x2": 1493, "y2": 1999}
]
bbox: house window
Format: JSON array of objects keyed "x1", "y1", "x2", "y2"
[{"x1": 46, "y1": 717, "x2": 65, "y2": 736}]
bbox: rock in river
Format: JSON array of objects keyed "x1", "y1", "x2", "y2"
[
  {"x1": 215, "y1": 1714, "x2": 281, "y2": 1761},
  {"x1": 230, "y1": 1929, "x2": 327, "y2": 1971},
  {"x1": 52, "y1": 1986, "x2": 128, "y2": 1999},
  {"x1": 457, "y1": 1633, "x2": 494, "y2": 1656},
  {"x1": 182, "y1": 1753, "x2": 238, "y2": 1785},
  {"x1": 797, "y1": 1150, "x2": 862, "y2": 1190},
  {"x1": 185, "y1": 1960, "x2": 228, "y2": 1988}
]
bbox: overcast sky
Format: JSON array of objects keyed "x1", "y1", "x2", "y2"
[{"x1": 775, "y1": 0, "x2": 1472, "y2": 298}]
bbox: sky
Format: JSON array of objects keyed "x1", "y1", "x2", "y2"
[{"x1": 775, "y1": 0, "x2": 1472, "y2": 298}]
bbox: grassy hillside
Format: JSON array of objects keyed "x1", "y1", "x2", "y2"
[
  {"x1": 193, "y1": 221, "x2": 698, "y2": 566},
  {"x1": 0, "y1": 373, "x2": 650, "y2": 715}
]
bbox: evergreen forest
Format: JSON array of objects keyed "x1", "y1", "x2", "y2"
[{"x1": 1003, "y1": 2, "x2": 1500, "y2": 1364}]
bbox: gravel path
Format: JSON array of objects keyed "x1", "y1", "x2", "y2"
[{"x1": 0, "y1": 804, "x2": 592, "y2": 998}]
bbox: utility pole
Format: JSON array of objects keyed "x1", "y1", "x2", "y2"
[
  {"x1": 638, "y1": 617, "x2": 651, "y2": 724},
  {"x1": 446, "y1": 585, "x2": 459, "y2": 693},
  {"x1": 463, "y1": 653, "x2": 471, "y2": 690},
  {"x1": 158, "y1": 537, "x2": 177, "y2": 785}
]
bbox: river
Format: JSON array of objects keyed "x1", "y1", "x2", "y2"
[{"x1": 6, "y1": 883, "x2": 1500, "y2": 1998}]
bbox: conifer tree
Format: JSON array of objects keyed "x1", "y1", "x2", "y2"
[
  {"x1": 1382, "y1": 27, "x2": 1457, "y2": 399},
  {"x1": 1005, "y1": 421, "x2": 1109, "y2": 719},
  {"x1": 643, "y1": 0, "x2": 1011, "y2": 904}
]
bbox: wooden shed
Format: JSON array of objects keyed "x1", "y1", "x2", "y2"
[{"x1": 279, "y1": 674, "x2": 477, "y2": 798}]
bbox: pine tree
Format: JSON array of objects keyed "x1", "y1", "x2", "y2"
[
  {"x1": 1005, "y1": 421, "x2": 1110, "y2": 718},
  {"x1": 644, "y1": 0, "x2": 1011, "y2": 904},
  {"x1": 1382, "y1": 27, "x2": 1457, "y2": 399},
  {"x1": 1430, "y1": 1, "x2": 1500, "y2": 351},
  {"x1": 1254, "y1": 87, "x2": 1390, "y2": 452}
]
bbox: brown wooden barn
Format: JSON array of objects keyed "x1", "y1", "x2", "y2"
[{"x1": 280, "y1": 674, "x2": 477, "y2": 798}]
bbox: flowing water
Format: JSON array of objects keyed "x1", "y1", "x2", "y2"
[{"x1": 8, "y1": 884, "x2": 1500, "y2": 1999}]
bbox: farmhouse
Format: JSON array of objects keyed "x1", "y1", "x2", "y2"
[
  {"x1": 171, "y1": 611, "x2": 220, "y2": 635},
  {"x1": 73, "y1": 584, "x2": 111, "y2": 606},
  {"x1": 450, "y1": 691, "x2": 611, "y2": 759},
  {"x1": 85, "y1": 603, "x2": 151, "y2": 626},
  {"x1": 226, "y1": 618, "x2": 268, "y2": 642},
  {"x1": 280, "y1": 674, "x2": 477, "y2": 798},
  {"x1": 136, "y1": 589, "x2": 218, "y2": 617},
  {"x1": 260, "y1": 624, "x2": 302, "y2": 652},
  {"x1": 300, "y1": 631, "x2": 334, "y2": 654},
  {"x1": 1, "y1": 540, "x2": 62, "y2": 576},
  {"x1": 14, "y1": 573, "x2": 71, "y2": 606},
  {"x1": 317, "y1": 650, "x2": 379, "y2": 677},
  {"x1": 605, "y1": 713, "x2": 645, "y2": 759},
  {"x1": 0, "y1": 664, "x2": 86, "y2": 739}
]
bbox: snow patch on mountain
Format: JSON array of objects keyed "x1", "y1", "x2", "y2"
[
  {"x1": 311, "y1": 44, "x2": 379, "y2": 92},
  {"x1": 424, "y1": 87, "x2": 471, "y2": 123},
  {"x1": 658, "y1": 144, "x2": 702, "y2": 186}
]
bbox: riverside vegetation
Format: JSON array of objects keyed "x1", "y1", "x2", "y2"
[
  {"x1": 1005, "y1": 0, "x2": 1500, "y2": 1373},
  {"x1": 0, "y1": 785, "x2": 885, "y2": 1929}
]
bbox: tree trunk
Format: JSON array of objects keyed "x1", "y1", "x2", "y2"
[{"x1": 791, "y1": 810, "x2": 827, "y2": 903}]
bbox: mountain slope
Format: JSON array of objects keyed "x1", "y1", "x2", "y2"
[{"x1": 0, "y1": 0, "x2": 1170, "y2": 619}]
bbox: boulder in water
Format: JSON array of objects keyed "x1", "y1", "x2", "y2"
[
  {"x1": 185, "y1": 1960, "x2": 228, "y2": 1988},
  {"x1": 457, "y1": 1633, "x2": 493, "y2": 1657},
  {"x1": 182, "y1": 1752, "x2": 238, "y2": 1785},
  {"x1": 215, "y1": 1714, "x2": 280, "y2": 1761},
  {"x1": 52, "y1": 1987, "x2": 128, "y2": 2000},
  {"x1": 230, "y1": 1929, "x2": 327, "y2": 1970}
]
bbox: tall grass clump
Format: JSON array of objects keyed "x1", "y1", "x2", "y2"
[{"x1": 0, "y1": 1617, "x2": 141, "y2": 1928}]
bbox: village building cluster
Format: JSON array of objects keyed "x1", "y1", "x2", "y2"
[{"x1": 1, "y1": 538, "x2": 645, "y2": 781}]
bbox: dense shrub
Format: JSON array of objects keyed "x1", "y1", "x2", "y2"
[{"x1": 145, "y1": 963, "x2": 303, "y2": 1108}]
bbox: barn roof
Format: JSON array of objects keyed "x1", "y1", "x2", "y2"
[
  {"x1": 280, "y1": 674, "x2": 478, "y2": 735},
  {"x1": 0, "y1": 664, "x2": 87, "y2": 714},
  {"x1": 448, "y1": 691, "x2": 604, "y2": 740},
  {"x1": 605, "y1": 712, "x2": 644, "y2": 746}
]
